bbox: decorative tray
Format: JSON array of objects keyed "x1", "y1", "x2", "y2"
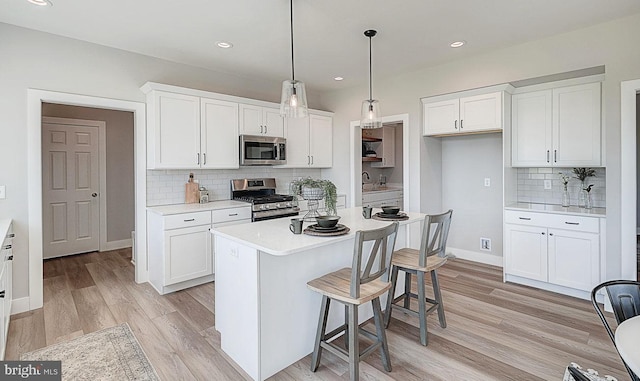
[
  {"x1": 372, "y1": 212, "x2": 409, "y2": 221},
  {"x1": 304, "y1": 224, "x2": 350, "y2": 236}
]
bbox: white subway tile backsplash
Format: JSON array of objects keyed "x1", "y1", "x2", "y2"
[{"x1": 516, "y1": 167, "x2": 606, "y2": 208}]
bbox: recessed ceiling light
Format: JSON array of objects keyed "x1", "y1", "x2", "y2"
[
  {"x1": 27, "y1": 0, "x2": 53, "y2": 6},
  {"x1": 334, "y1": 77, "x2": 344, "y2": 81},
  {"x1": 450, "y1": 41, "x2": 466, "y2": 48},
  {"x1": 216, "y1": 41, "x2": 233, "y2": 49}
]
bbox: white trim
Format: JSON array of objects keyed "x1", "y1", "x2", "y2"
[
  {"x1": 103, "y1": 238, "x2": 133, "y2": 251},
  {"x1": 621, "y1": 79, "x2": 640, "y2": 280},
  {"x1": 42, "y1": 117, "x2": 107, "y2": 253},
  {"x1": 349, "y1": 114, "x2": 411, "y2": 212},
  {"x1": 10, "y1": 297, "x2": 30, "y2": 316},
  {"x1": 27, "y1": 89, "x2": 147, "y2": 311},
  {"x1": 448, "y1": 247, "x2": 504, "y2": 267}
]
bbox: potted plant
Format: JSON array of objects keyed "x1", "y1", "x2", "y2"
[{"x1": 290, "y1": 177, "x2": 338, "y2": 216}]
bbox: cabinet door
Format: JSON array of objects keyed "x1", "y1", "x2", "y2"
[
  {"x1": 504, "y1": 224, "x2": 548, "y2": 282},
  {"x1": 201, "y1": 98, "x2": 239, "y2": 169},
  {"x1": 548, "y1": 228, "x2": 599, "y2": 292},
  {"x1": 152, "y1": 92, "x2": 200, "y2": 168},
  {"x1": 552, "y1": 82, "x2": 601, "y2": 166},
  {"x1": 511, "y1": 90, "x2": 553, "y2": 167},
  {"x1": 262, "y1": 108, "x2": 285, "y2": 137},
  {"x1": 459, "y1": 92, "x2": 502, "y2": 133},
  {"x1": 281, "y1": 116, "x2": 310, "y2": 167},
  {"x1": 423, "y1": 99, "x2": 459, "y2": 136},
  {"x1": 372, "y1": 126, "x2": 395, "y2": 168},
  {"x1": 309, "y1": 114, "x2": 333, "y2": 168},
  {"x1": 164, "y1": 225, "x2": 212, "y2": 285},
  {"x1": 0, "y1": 264, "x2": 5, "y2": 360},
  {"x1": 239, "y1": 104, "x2": 263, "y2": 135}
]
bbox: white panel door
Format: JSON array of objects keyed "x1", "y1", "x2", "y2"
[
  {"x1": 42, "y1": 123, "x2": 99, "y2": 258},
  {"x1": 423, "y1": 99, "x2": 459, "y2": 136},
  {"x1": 282, "y1": 116, "x2": 310, "y2": 167},
  {"x1": 511, "y1": 90, "x2": 553, "y2": 167},
  {"x1": 552, "y1": 82, "x2": 602, "y2": 166},
  {"x1": 504, "y1": 224, "x2": 548, "y2": 282},
  {"x1": 459, "y1": 92, "x2": 502, "y2": 133},
  {"x1": 262, "y1": 108, "x2": 285, "y2": 137},
  {"x1": 154, "y1": 92, "x2": 200, "y2": 168},
  {"x1": 548, "y1": 228, "x2": 599, "y2": 292},
  {"x1": 309, "y1": 114, "x2": 333, "y2": 168},
  {"x1": 201, "y1": 98, "x2": 239, "y2": 169},
  {"x1": 164, "y1": 225, "x2": 212, "y2": 285}
]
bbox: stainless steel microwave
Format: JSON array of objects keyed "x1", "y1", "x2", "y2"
[{"x1": 239, "y1": 135, "x2": 287, "y2": 166}]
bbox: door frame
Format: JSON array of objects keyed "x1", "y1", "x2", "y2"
[
  {"x1": 42, "y1": 117, "x2": 107, "y2": 256},
  {"x1": 26, "y1": 89, "x2": 147, "y2": 312},
  {"x1": 349, "y1": 113, "x2": 411, "y2": 211},
  {"x1": 621, "y1": 79, "x2": 640, "y2": 280}
]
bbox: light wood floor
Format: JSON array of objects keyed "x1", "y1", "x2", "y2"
[{"x1": 6, "y1": 249, "x2": 629, "y2": 380}]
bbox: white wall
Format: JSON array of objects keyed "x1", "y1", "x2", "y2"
[
  {"x1": 320, "y1": 13, "x2": 640, "y2": 274},
  {"x1": 42, "y1": 103, "x2": 135, "y2": 242},
  {"x1": 0, "y1": 22, "x2": 322, "y2": 300}
]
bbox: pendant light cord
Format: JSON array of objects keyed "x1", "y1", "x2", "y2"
[
  {"x1": 368, "y1": 34, "x2": 372, "y2": 102},
  {"x1": 290, "y1": 0, "x2": 295, "y2": 82}
]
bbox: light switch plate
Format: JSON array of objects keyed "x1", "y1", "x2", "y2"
[
  {"x1": 484, "y1": 178, "x2": 490, "y2": 187},
  {"x1": 0, "y1": 185, "x2": 5, "y2": 199},
  {"x1": 544, "y1": 180, "x2": 552, "y2": 190}
]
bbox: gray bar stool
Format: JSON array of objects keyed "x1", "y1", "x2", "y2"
[
  {"x1": 307, "y1": 222, "x2": 399, "y2": 381},
  {"x1": 384, "y1": 209, "x2": 453, "y2": 346}
]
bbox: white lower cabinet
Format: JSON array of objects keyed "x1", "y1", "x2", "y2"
[
  {"x1": 504, "y1": 210, "x2": 601, "y2": 299},
  {"x1": 362, "y1": 190, "x2": 403, "y2": 208},
  {"x1": 148, "y1": 206, "x2": 250, "y2": 294}
]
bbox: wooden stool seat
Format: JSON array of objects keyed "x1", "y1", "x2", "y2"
[
  {"x1": 308, "y1": 268, "x2": 392, "y2": 305},
  {"x1": 308, "y1": 222, "x2": 399, "y2": 381},
  {"x1": 391, "y1": 248, "x2": 450, "y2": 272}
]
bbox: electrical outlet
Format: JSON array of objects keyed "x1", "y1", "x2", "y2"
[
  {"x1": 480, "y1": 237, "x2": 491, "y2": 251},
  {"x1": 484, "y1": 178, "x2": 490, "y2": 187},
  {"x1": 0, "y1": 185, "x2": 5, "y2": 199},
  {"x1": 544, "y1": 180, "x2": 552, "y2": 190}
]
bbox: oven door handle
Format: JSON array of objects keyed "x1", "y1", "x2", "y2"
[{"x1": 274, "y1": 144, "x2": 279, "y2": 161}]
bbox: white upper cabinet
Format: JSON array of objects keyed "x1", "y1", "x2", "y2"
[
  {"x1": 511, "y1": 82, "x2": 601, "y2": 167},
  {"x1": 423, "y1": 91, "x2": 502, "y2": 136},
  {"x1": 240, "y1": 104, "x2": 284, "y2": 137},
  {"x1": 148, "y1": 91, "x2": 201, "y2": 168},
  {"x1": 201, "y1": 98, "x2": 239, "y2": 169},
  {"x1": 280, "y1": 113, "x2": 333, "y2": 168}
]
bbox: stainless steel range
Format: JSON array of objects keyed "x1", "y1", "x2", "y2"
[{"x1": 231, "y1": 178, "x2": 299, "y2": 222}]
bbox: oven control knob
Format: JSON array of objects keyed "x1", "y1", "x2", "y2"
[{"x1": 260, "y1": 204, "x2": 268, "y2": 211}]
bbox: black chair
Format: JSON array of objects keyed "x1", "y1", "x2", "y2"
[{"x1": 591, "y1": 280, "x2": 640, "y2": 381}]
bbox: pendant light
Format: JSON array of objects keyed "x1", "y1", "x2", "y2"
[
  {"x1": 361, "y1": 29, "x2": 382, "y2": 129},
  {"x1": 280, "y1": 0, "x2": 308, "y2": 118}
]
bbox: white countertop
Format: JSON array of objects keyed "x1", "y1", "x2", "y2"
[
  {"x1": 361, "y1": 185, "x2": 403, "y2": 194},
  {"x1": 0, "y1": 219, "x2": 12, "y2": 240},
  {"x1": 505, "y1": 203, "x2": 606, "y2": 218},
  {"x1": 212, "y1": 207, "x2": 424, "y2": 256},
  {"x1": 615, "y1": 315, "x2": 640, "y2": 377},
  {"x1": 147, "y1": 200, "x2": 250, "y2": 216}
]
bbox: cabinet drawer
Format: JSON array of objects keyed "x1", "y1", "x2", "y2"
[
  {"x1": 212, "y1": 207, "x2": 252, "y2": 224},
  {"x1": 164, "y1": 211, "x2": 212, "y2": 230},
  {"x1": 504, "y1": 210, "x2": 599, "y2": 233},
  {"x1": 362, "y1": 190, "x2": 403, "y2": 204}
]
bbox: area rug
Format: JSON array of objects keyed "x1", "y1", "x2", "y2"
[{"x1": 21, "y1": 323, "x2": 159, "y2": 381}]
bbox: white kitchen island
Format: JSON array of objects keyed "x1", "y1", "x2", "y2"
[{"x1": 211, "y1": 207, "x2": 425, "y2": 381}]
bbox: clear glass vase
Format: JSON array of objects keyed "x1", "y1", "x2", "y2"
[
  {"x1": 585, "y1": 192, "x2": 593, "y2": 209},
  {"x1": 578, "y1": 180, "x2": 587, "y2": 208},
  {"x1": 562, "y1": 188, "x2": 570, "y2": 207}
]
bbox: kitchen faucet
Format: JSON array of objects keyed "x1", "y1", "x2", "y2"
[{"x1": 362, "y1": 171, "x2": 370, "y2": 185}]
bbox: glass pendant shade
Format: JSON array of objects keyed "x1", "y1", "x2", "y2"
[
  {"x1": 361, "y1": 99, "x2": 382, "y2": 129},
  {"x1": 280, "y1": 79, "x2": 308, "y2": 118}
]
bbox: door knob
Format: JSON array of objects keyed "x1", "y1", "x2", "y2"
[{"x1": 92, "y1": 193, "x2": 98, "y2": 197}]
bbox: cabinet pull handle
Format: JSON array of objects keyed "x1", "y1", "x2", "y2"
[
  {"x1": 228, "y1": 213, "x2": 238, "y2": 216},
  {"x1": 203, "y1": 153, "x2": 206, "y2": 165},
  {"x1": 2, "y1": 245, "x2": 10, "y2": 250},
  {"x1": 311, "y1": 156, "x2": 314, "y2": 165},
  {"x1": 546, "y1": 150, "x2": 550, "y2": 163},
  {"x1": 264, "y1": 125, "x2": 267, "y2": 134},
  {"x1": 0, "y1": 291, "x2": 4, "y2": 298},
  {"x1": 554, "y1": 150, "x2": 557, "y2": 163},
  {"x1": 7, "y1": 255, "x2": 12, "y2": 261},
  {"x1": 460, "y1": 119, "x2": 463, "y2": 129},
  {"x1": 454, "y1": 120, "x2": 457, "y2": 130},
  {"x1": 183, "y1": 218, "x2": 195, "y2": 222},
  {"x1": 197, "y1": 153, "x2": 200, "y2": 165},
  {"x1": 518, "y1": 217, "x2": 531, "y2": 220},
  {"x1": 541, "y1": 232, "x2": 545, "y2": 235},
  {"x1": 549, "y1": 233, "x2": 554, "y2": 236},
  {"x1": 260, "y1": 125, "x2": 263, "y2": 133},
  {"x1": 565, "y1": 222, "x2": 580, "y2": 225},
  {"x1": 307, "y1": 156, "x2": 310, "y2": 165},
  {"x1": 7, "y1": 234, "x2": 14, "y2": 238}
]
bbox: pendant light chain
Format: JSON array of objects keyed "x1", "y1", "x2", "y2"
[{"x1": 290, "y1": 0, "x2": 295, "y2": 82}]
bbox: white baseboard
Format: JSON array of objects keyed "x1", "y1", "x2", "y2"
[
  {"x1": 102, "y1": 238, "x2": 132, "y2": 252},
  {"x1": 448, "y1": 247, "x2": 503, "y2": 267},
  {"x1": 11, "y1": 297, "x2": 30, "y2": 315}
]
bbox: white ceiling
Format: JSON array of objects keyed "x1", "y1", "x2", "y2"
[{"x1": 2, "y1": 0, "x2": 640, "y2": 93}]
